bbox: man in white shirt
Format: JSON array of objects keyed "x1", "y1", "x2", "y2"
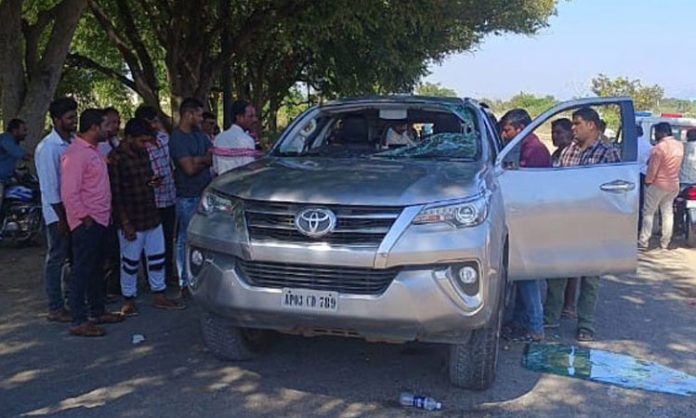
[
  {"x1": 680, "y1": 129, "x2": 696, "y2": 185},
  {"x1": 35, "y1": 97, "x2": 78, "y2": 322},
  {"x1": 213, "y1": 100, "x2": 260, "y2": 175},
  {"x1": 637, "y1": 125, "x2": 653, "y2": 228},
  {"x1": 385, "y1": 122, "x2": 416, "y2": 147}
]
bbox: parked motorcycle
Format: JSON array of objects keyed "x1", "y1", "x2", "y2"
[
  {"x1": 1, "y1": 168, "x2": 43, "y2": 246},
  {"x1": 674, "y1": 184, "x2": 696, "y2": 248}
]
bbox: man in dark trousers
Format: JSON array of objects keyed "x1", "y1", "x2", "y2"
[
  {"x1": 499, "y1": 109, "x2": 551, "y2": 342},
  {"x1": 61, "y1": 109, "x2": 125, "y2": 337}
]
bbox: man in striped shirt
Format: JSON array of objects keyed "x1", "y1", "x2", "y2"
[{"x1": 545, "y1": 107, "x2": 621, "y2": 342}]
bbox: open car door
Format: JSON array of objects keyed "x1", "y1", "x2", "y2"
[{"x1": 497, "y1": 97, "x2": 638, "y2": 281}]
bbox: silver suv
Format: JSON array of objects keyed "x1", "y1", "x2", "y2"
[{"x1": 187, "y1": 96, "x2": 638, "y2": 389}]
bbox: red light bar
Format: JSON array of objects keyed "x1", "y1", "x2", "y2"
[
  {"x1": 660, "y1": 112, "x2": 683, "y2": 118},
  {"x1": 688, "y1": 187, "x2": 696, "y2": 201}
]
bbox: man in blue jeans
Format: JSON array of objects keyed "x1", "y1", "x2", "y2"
[
  {"x1": 499, "y1": 109, "x2": 551, "y2": 342},
  {"x1": 35, "y1": 98, "x2": 78, "y2": 322},
  {"x1": 169, "y1": 98, "x2": 212, "y2": 299}
]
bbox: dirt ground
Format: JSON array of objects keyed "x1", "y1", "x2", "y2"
[{"x1": 0, "y1": 241, "x2": 694, "y2": 417}]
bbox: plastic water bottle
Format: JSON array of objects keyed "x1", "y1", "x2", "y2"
[{"x1": 399, "y1": 392, "x2": 442, "y2": 411}]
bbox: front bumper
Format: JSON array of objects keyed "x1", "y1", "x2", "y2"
[{"x1": 188, "y1": 247, "x2": 503, "y2": 344}]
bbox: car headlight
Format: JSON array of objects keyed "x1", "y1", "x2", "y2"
[
  {"x1": 412, "y1": 194, "x2": 488, "y2": 227},
  {"x1": 199, "y1": 191, "x2": 239, "y2": 215}
]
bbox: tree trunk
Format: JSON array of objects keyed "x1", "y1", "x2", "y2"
[{"x1": 0, "y1": 0, "x2": 87, "y2": 151}]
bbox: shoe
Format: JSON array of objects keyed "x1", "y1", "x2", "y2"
[
  {"x1": 637, "y1": 242, "x2": 648, "y2": 250},
  {"x1": 89, "y1": 312, "x2": 125, "y2": 324},
  {"x1": 47, "y1": 308, "x2": 72, "y2": 323},
  {"x1": 153, "y1": 293, "x2": 186, "y2": 310},
  {"x1": 120, "y1": 301, "x2": 139, "y2": 317},
  {"x1": 70, "y1": 322, "x2": 106, "y2": 337},
  {"x1": 178, "y1": 287, "x2": 192, "y2": 300}
]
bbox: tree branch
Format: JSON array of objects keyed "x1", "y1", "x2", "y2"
[
  {"x1": 115, "y1": 0, "x2": 159, "y2": 89},
  {"x1": 66, "y1": 52, "x2": 137, "y2": 91}
]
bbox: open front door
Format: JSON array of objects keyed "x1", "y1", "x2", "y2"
[{"x1": 497, "y1": 97, "x2": 638, "y2": 281}]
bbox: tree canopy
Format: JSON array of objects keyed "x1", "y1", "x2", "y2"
[
  {"x1": 591, "y1": 74, "x2": 664, "y2": 112},
  {"x1": 69, "y1": 0, "x2": 559, "y2": 125},
  {"x1": 1, "y1": 0, "x2": 560, "y2": 146},
  {"x1": 416, "y1": 82, "x2": 458, "y2": 98}
]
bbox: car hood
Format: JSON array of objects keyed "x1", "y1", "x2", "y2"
[{"x1": 211, "y1": 157, "x2": 485, "y2": 206}]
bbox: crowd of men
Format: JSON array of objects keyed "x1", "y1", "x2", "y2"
[
  {"x1": 0, "y1": 96, "x2": 262, "y2": 337},
  {"x1": 498, "y1": 106, "x2": 693, "y2": 344},
  {"x1": 2, "y1": 97, "x2": 694, "y2": 341}
]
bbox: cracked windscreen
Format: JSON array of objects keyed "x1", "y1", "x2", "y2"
[{"x1": 274, "y1": 104, "x2": 481, "y2": 161}]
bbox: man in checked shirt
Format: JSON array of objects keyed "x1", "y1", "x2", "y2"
[
  {"x1": 543, "y1": 107, "x2": 621, "y2": 342},
  {"x1": 135, "y1": 105, "x2": 179, "y2": 289},
  {"x1": 108, "y1": 118, "x2": 184, "y2": 316}
]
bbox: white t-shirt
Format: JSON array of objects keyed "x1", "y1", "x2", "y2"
[
  {"x1": 385, "y1": 128, "x2": 415, "y2": 146},
  {"x1": 637, "y1": 135, "x2": 653, "y2": 175},
  {"x1": 213, "y1": 124, "x2": 256, "y2": 175},
  {"x1": 680, "y1": 141, "x2": 696, "y2": 184}
]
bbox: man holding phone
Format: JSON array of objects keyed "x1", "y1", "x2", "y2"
[{"x1": 108, "y1": 118, "x2": 184, "y2": 316}]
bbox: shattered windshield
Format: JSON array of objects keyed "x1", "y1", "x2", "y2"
[{"x1": 274, "y1": 102, "x2": 481, "y2": 161}]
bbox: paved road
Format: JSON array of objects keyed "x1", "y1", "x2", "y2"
[{"x1": 0, "y1": 244, "x2": 694, "y2": 417}]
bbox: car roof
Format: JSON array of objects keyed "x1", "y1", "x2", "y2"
[{"x1": 321, "y1": 95, "x2": 470, "y2": 108}]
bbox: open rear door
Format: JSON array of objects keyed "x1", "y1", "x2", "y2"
[{"x1": 497, "y1": 97, "x2": 638, "y2": 280}]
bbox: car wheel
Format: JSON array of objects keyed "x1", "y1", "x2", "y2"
[
  {"x1": 448, "y1": 259, "x2": 505, "y2": 390},
  {"x1": 200, "y1": 311, "x2": 273, "y2": 361}
]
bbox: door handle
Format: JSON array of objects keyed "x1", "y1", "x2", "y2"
[{"x1": 600, "y1": 180, "x2": 635, "y2": 193}]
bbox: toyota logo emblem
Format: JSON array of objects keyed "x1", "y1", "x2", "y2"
[{"x1": 295, "y1": 208, "x2": 337, "y2": 238}]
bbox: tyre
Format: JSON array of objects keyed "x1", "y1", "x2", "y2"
[
  {"x1": 448, "y1": 259, "x2": 506, "y2": 390},
  {"x1": 200, "y1": 311, "x2": 273, "y2": 361}
]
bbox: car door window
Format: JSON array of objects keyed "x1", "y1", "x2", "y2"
[
  {"x1": 496, "y1": 97, "x2": 639, "y2": 281},
  {"x1": 499, "y1": 98, "x2": 637, "y2": 170}
]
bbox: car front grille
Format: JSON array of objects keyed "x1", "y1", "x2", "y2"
[
  {"x1": 237, "y1": 259, "x2": 400, "y2": 295},
  {"x1": 244, "y1": 201, "x2": 402, "y2": 247}
]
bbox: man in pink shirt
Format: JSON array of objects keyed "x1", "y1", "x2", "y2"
[
  {"x1": 639, "y1": 122, "x2": 685, "y2": 250},
  {"x1": 61, "y1": 109, "x2": 125, "y2": 337}
]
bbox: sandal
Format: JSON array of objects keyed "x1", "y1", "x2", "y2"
[
  {"x1": 560, "y1": 309, "x2": 577, "y2": 320},
  {"x1": 120, "y1": 302, "x2": 139, "y2": 317},
  {"x1": 90, "y1": 312, "x2": 125, "y2": 324},
  {"x1": 70, "y1": 322, "x2": 106, "y2": 337},
  {"x1": 576, "y1": 328, "x2": 594, "y2": 342},
  {"x1": 153, "y1": 297, "x2": 186, "y2": 310}
]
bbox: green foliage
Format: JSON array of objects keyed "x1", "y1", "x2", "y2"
[
  {"x1": 506, "y1": 92, "x2": 558, "y2": 117},
  {"x1": 591, "y1": 74, "x2": 664, "y2": 111},
  {"x1": 416, "y1": 82, "x2": 458, "y2": 98},
  {"x1": 478, "y1": 93, "x2": 558, "y2": 118},
  {"x1": 659, "y1": 98, "x2": 696, "y2": 117}
]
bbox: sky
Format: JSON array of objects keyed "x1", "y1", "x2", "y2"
[{"x1": 424, "y1": 0, "x2": 696, "y2": 101}]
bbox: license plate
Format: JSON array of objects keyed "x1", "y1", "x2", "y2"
[
  {"x1": 686, "y1": 201, "x2": 696, "y2": 208},
  {"x1": 281, "y1": 288, "x2": 338, "y2": 312}
]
